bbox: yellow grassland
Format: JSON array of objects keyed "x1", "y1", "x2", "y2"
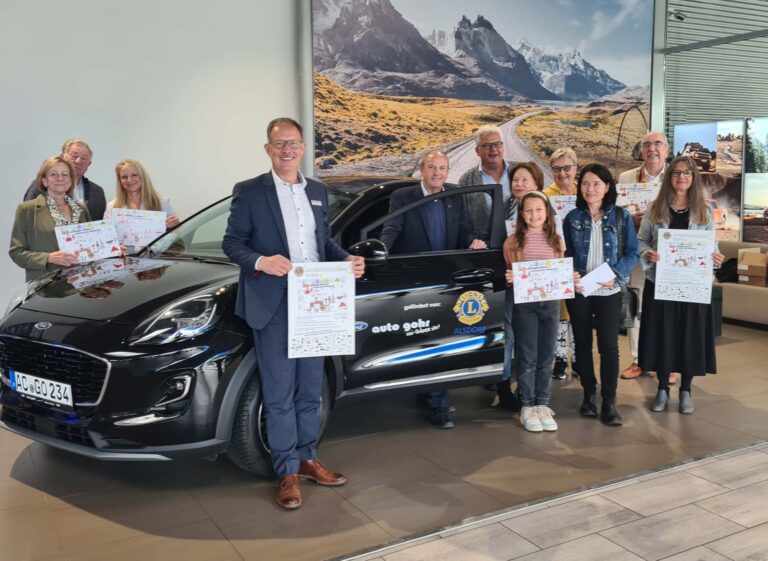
[
  {"x1": 314, "y1": 73, "x2": 525, "y2": 167},
  {"x1": 515, "y1": 106, "x2": 649, "y2": 173}
]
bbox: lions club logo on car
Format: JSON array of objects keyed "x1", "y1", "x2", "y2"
[{"x1": 453, "y1": 291, "x2": 488, "y2": 326}]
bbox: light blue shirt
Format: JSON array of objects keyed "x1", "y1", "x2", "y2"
[
  {"x1": 264, "y1": 169, "x2": 319, "y2": 267},
  {"x1": 478, "y1": 161, "x2": 511, "y2": 207}
]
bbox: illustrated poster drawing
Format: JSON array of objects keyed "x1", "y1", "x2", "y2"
[
  {"x1": 111, "y1": 208, "x2": 167, "y2": 248},
  {"x1": 615, "y1": 183, "x2": 659, "y2": 214},
  {"x1": 55, "y1": 220, "x2": 121, "y2": 264},
  {"x1": 512, "y1": 257, "x2": 575, "y2": 304},
  {"x1": 655, "y1": 228, "x2": 715, "y2": 304},
  {"x1": 549, "y1": 195, "x2": 576, "y2": 238},
  {"x1": 66, "y1": 257, "x2": 173, "y2": 289},
  {"x1": 287, "y1": 261, "x2": 356, "y2": 358},
  {"x1": 549, "y1": 195, "x2": 577, "y2": 220}
]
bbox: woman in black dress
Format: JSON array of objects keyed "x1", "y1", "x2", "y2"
[{"x1": 637, "y1": 156, "x2": 725, "y2": 413}]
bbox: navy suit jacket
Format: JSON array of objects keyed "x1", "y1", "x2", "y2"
[
  {"x1": 222, "y1": 171, "x2": 348, "y2": 330},
  {"x1": 379, "y1": 184, "x2": 472, "y2": 254}
]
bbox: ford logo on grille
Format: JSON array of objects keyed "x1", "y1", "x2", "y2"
[{"x1": 33, "y1": 321, "x2": 52, "y2": 331}]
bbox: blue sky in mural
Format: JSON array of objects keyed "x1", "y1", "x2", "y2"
[{"x1": 390, "y1": 0, "x2": 652, "y2": 86}]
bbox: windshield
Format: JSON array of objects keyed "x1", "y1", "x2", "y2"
[{"x1": 145, "y1": 187, "x2": 357, "y2": 261}]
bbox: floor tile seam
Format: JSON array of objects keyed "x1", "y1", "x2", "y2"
[
  {"x1": 329, "y1": 484, "x2": 400, "y2": 545},
  {"x1": 671, "y1": 411, "x2": 767, "y2": 442},
  {"x1": 52, "y1": 512, "x2": 238, "y2": 558},
  {"x1": 680, "y1": 467, "x2": 768, "y2": 492},
  {"x1": 598, "y1": 479, "x2": 734, "y2": 520},
  {"x1": 187, "y1": 492, "x2": 249, "y2": 560},
  {"x1": 513, "y1": 524, "x2": 639, "y2": 559},
  {"x1": 335, "y1": 442, "x2": 768, "y2": 560},
  {"x1": 698, "y1": 517, "x2": 757, "y2": 553},
  {"x1": 0, "y1": 490, "x2": 49, "y2": 513}
]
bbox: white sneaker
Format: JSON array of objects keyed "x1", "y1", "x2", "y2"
[
  {"x1": 521, "y1": 406, "x2": 543, "y2": 432},
  {"x1": 537, "y1": 406, "x2": 558, "y2": 431}
]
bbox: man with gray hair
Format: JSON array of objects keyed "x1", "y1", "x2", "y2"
[
  {"x1": 618, "y1": 131, "x2": 671, "y2": 382},
  {"x1": 457, "y1": 125, "x2": 518, "y2": 410},
  {"x1": 456, "y1": 125, "x2": 513, "y2": 240},
  {"x1": 24, "y1": 139, "x2": 107, "y2": 220}
]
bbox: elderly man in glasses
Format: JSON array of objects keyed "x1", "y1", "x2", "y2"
[
  {"x1": 457, "y1": 125, "x2": 513, "y2": 241},
  {"x1": 24, "y1": 139, "x2": 107, "y2": 220},
  {"x1": 617, "y1": 131, "x2": 675, "y2": 383}
]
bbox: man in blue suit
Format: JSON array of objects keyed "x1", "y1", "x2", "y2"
[
  {"x1": 223, "y1": 117, "x2": 364, "y2": 510},
  {"x1": 380, "y1": 151, "x2": 486, "y2": 429}
]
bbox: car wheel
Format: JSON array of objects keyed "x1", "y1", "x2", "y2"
[{"x1": 227, "y1": 372, "x2": 332, "y2": 476}]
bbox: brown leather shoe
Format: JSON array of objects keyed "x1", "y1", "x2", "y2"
[
  {"x1": 621, "y1": 363, "x2": 643, "y2": 379},
  {"x1": 276, "y1": 474, "x2": 301, "y2": 510},
  {"x1": 299, "y1": 459, "x2": 347, "y2": 487}
]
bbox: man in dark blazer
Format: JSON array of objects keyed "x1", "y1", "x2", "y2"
[
  {"x1": 24, "y1": 139, "x2": 107, "y2": 220},
  {"x1": 222, "y1": 117, "x2": 364, "y2": 510},
  {"x1": 379, "y1": 151, "x2": 485, "y2": 429},
  {"x1": 380, "y1": 151, "x2": 485, "y2": 254}
]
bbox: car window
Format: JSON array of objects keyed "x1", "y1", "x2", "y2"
[
  {"x1": 145, "y1": 185, "x2": 357, "y2": 261},
  {"x1": 359, "y1": 184, "x2": 504, "y2": 256},
  {"x1": 147, "y1": 198, "x2": 231, "y2": 259}
]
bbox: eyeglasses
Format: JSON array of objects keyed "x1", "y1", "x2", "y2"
[
  {"x1": 552, "y1": 165, "x2": 575, "y2": 173},
  {"x1": 671, "y1": 170, "x2": 693, "y2": 177},
  {"x1": 642, "y1": 140, "x2": 667, "y2": 149},
  {"x1": 479, "y1": 141, "x2": 503, "y2": 150},
  {"x1": 270, "y1": 140, "x2": 303, "y2": 150},
  {"x1": 47, "y1": 172, "x2": 71, "y2": 179}
]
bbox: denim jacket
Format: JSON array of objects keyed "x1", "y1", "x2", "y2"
[
  {"x1": 637, "y1": 208, "x2": 715, "y2": 282},
  {"x1": 563, "y1": 204, "x2": 640, "y2": 286}
]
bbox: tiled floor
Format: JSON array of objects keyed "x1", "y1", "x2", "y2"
[
  {"x1": 349, "y1": 443, "x2": 768, "y2": 561},
  {"x1": 0, "y1": 323, "x2": 766, "y2": 561}
]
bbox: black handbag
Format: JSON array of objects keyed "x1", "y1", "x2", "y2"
[
  {"x1": 619, "y1": 285, "x2": 639, "y2": 328},
  {"x1": 616, "y1": 208, "x2": 638, "y2": 328}
]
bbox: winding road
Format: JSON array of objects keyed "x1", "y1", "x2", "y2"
[{"x1": 443, "y1": 110, "x2": 554, "y2": 185}]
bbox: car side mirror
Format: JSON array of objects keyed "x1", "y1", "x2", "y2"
[{"x1": 348, "y1": 239, "x2": 387, "y2": 263}]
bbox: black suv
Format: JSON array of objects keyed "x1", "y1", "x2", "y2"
[{"x1": 0, "y1": 178, "x2": 507, "y2": 475}]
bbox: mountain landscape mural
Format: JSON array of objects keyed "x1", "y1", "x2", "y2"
[{"x1": 312, "y1": 0, "x2": 651, "y2": 180}]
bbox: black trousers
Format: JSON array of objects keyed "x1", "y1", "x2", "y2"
[{"x1": 566, "y1": 292, "x2": 621, "y2": 400}]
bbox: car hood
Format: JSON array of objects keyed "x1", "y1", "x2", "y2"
[{"x1": 18, "y1": 257, "x2": 239, "y2": 324}]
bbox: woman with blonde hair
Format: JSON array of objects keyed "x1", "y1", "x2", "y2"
[
  {"x1": 10, "y1": 156, "x2": 90, "y2": 281},
  {"x1": 544, "y1": 147, "x2": 579, "y2": 379},
  {"x1": 104, "y1": 159, "x2": 179, "y2": 229}
]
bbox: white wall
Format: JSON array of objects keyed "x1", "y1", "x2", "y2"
[{"x1": 0, "y1": 0, "x2": 302, "y2": 305}]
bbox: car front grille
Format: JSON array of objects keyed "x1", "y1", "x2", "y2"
[
  {"x1": 0, "y1": 335, "x2": 109, "y2": 406},
  {"x1": 2, "y1": 407, "x2": 95, "y2": 447}
]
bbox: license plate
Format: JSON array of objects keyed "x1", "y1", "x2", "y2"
[{"x1": 10, "y1": 370, "x2": 73, "y2": 407}]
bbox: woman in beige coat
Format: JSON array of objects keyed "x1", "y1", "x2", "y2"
[{"x1": 10, "y1": 156, "x2": 90, "y2": 281}]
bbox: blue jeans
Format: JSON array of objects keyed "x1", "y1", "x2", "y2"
[
  {"x1": 503, "y1": 288, "x2": 516, "y2": 381},
  {"x1": 512, "y1": 299, "x2": 559, "y2": 407}
]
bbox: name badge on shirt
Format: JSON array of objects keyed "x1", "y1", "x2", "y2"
[{"x1": 310, "y1": 199, "x2": 323, "y2": 206}]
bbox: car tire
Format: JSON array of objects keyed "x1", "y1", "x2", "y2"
[{"x1": 227, "y1": 372, "x2": 332, "y2": 476}]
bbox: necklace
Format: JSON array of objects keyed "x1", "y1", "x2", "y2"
[{"x1": 670, "y1": 206, "x2": 689, "y2": 215}]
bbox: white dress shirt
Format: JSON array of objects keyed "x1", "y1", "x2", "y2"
[{"x1": 256, "y1": 170, "x2": 319, "y2": 270}]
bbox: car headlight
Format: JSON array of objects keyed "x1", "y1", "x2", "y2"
[
  {"x1": 128, "y1": 284, "x2": 228, "y2": 346},
  {"x1": 3, "y1": 277, "x2": 52, "y2": 318}
]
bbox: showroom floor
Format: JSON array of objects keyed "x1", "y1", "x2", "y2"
[{"x1": 1, "y1": 323, "x2": 766, "y2": 561}]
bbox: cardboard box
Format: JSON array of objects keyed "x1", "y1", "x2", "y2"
[
  {"x1": 739, "y1": 274, "x2": 768, "y2": 287},
  {"x1": 737, "y1": 249, "x2": 768, "y2": 278}
]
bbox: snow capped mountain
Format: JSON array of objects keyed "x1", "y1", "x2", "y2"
[
  {"x1": 313, "y1": 2, "x2": 628, "y2": 103},
  {"x1": 515, "y1": 37, "x2": 625, "y2": 100},
  {"x1": 451, "y1": 16, "x2": 558, "y2": 100},
  {"x1": 313, "y1": 0, "x2": 519, "y2": 100}
]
